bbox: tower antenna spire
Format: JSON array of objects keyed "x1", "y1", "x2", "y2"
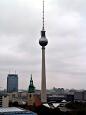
[{"x1": 42, "y1": 0, "x2": 45, "y2": 30}]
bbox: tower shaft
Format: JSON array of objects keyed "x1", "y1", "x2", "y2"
[{"x1": 41, "y1": 46, "x2": 47, "y2": 103}]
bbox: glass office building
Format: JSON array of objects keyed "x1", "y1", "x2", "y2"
[{"x1": 7, "y1": 74, "x2": 18, "y2": 93}]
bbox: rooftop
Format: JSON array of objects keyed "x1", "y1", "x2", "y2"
[
  {"x1": 0, "y1": 107, "x2": 37, "y2": 115},
  {"x1": 0, "y1": 107, "x2": 24, "y2": 112}
]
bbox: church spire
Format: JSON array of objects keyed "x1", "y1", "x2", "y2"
[
  {"x1": 28, "y1": 74, "x2": 35, "y2": 93},
  {"x1": 30, "y1": 74, "x2": 33, "y2": 86}
]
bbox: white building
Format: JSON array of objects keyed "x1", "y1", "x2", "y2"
[
  {"x1": 8, "y1": 92, "x2": 18, "y2": 103},
  {"x1": 0, "y1": 93, "x2": 9, "y2": 107}
]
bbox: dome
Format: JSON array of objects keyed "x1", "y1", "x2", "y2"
[{"x1": 39, "y1": 36, "x2": 48, "y2": 46}]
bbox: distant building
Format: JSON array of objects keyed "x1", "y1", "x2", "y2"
[
  {"x1": 65, "y1": 94, "x2": 74, "y2": 102},
  {"x1": 27, "y1": 75, "x2": 35, "y2": 106},
  {"x1": 18, "y1": 91, "x2": 28, "y2": 102},
  {"x1": 83, "y1": 91, "x2": 86, "y2": 101},
  {"x1": 50, "y1": 88, "x2": 64, "y2": 95},
  {"x1": 7, "y1": 74, "x2": 18, "y2": 93},
  {"x1": 0, "y1": 92, "x2": 9, "y2": 107},
  {"x1": 8, "y1": 92, "x2": 18, "y2": 103},
  {"x1": 0, "y1": 107, "x2": 37, "y2": 115},
  {"x1": 74, "y1": 90, "x2": 86, "y2": 102},
  {"x1": 56, "y1": 88, "x2": 64, "y2": 95},
  {"x1": 74, "y1": 91, "x2": 84, "y2": 101}
]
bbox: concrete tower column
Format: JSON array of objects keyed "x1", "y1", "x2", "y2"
[{"x1": 41, "y1": 46, "x2": 47, "y2": 103}]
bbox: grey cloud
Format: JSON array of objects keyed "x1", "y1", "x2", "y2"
[{"x1": 0, "y1": 0, "x2": 85, "y2": 89}]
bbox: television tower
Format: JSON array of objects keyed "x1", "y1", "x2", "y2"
[{"x1": 39, "y1": 0, "x2": 48, "y2": 103}]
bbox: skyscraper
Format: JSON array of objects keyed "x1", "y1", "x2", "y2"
[
  {"x1": 7, "y1": 74, "x2": 18, "y2": 93},
  {"x1": 39, "y1": 0, "x2": 48, "y2": 103}
]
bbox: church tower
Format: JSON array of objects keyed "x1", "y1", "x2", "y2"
[{"x1": 27, "y1": 74, "x2": 35, "y2": 106}]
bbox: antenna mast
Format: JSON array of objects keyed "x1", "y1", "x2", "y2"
[{"x1": 42, "y1": 0, "x2": 45, "y2": 30}]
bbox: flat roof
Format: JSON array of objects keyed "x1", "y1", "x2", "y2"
[
  {"x1": 0, "y1": 107, "x2": 24, "y2": 113},
  {"x1": 0, "y1": 107, "x2": 37, "y2": 115}
]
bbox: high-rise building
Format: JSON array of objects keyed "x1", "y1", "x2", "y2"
[
  {"x1": 7, "y1": 74, "x2": 18, "y2": 93},
  {"x1": 39, "y1": 0, "x2": 48, "y2": 103}
]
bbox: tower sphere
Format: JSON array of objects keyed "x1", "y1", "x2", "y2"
[{"x1": 39, "y1": 30, "x2": 48, "y2": 46}]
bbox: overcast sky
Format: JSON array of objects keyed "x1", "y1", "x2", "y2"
[{"x1": 0, "y1": 0, "x2": 85, "y2": 90}]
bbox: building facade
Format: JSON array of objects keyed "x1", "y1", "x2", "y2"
[
  {"x1": 74, "y1": 91, "x2": 83, "y2": 101},
  {"x1": 0, "y1": 93, "x2": 9, "y2": 107},
  {"x1": 7, "y1": 74, "x2": 18, "y2": 93},
  {"x1": 74, "y1": 90, "x2": 86, "y2": 102},
  {"x1": 8, "y1": 92, "x2": 18, "y2": 103}
]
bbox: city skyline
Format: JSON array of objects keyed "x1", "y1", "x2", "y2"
[{"x1": 0, "y1": 0, "x2": 85, "y2": 90}]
